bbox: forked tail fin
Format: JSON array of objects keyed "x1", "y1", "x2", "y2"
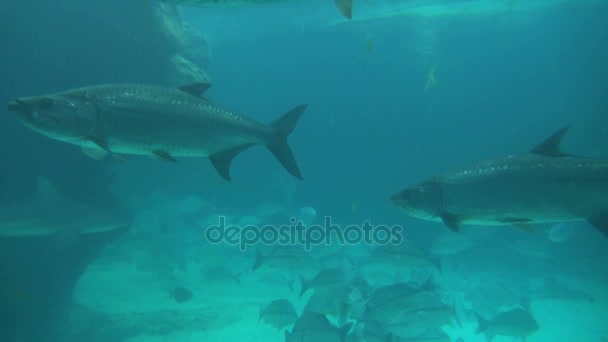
[
  {"x1": 266, "y1": 104, "x2": 308, "y2": 180},
  {"x1": 208, "y1": 104, "x2": 307, "y2": 181}
]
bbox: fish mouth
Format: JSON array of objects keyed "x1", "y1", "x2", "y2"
[
  {"x1": 390, "y1": 193, "x2": 403, "y2": 206},
  {"x1": 390, "y1": 192, "x2": 418, "y2": 213},
  {"x1": 6, "y1": 99, "x2": 27, "y2": 114}
]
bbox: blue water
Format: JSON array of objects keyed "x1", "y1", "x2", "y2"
[{"x1": 0, "y1": 0, "x2": 607, "y2": 341}]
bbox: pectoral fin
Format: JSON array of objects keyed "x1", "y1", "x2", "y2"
[
  {"x1": 82, "y1": 147, "x2": 108, "y2": 161},
  {"x1": 440, "y1": 212, "x2": 463, "y2": 232},
  {"x1": 88, "y1": 136, "x2": 110, "y2": 152}
]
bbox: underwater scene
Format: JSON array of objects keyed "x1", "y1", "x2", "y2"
[{"x1": 0, "y1": 0, "x2": 607, "y2": 341}]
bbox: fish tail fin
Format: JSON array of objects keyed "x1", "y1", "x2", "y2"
[
  {"x1": 521, "y1": 296, "x2": 533, "y2": 312},
  {"x1": 475, "y1": 314, "x2": 495, "y2": 341},
  {"x1": 231, "y1": 272, "x2": 242, "y2": 285},
  {"x1": 431, "y1": 256, "x2": 443, "y2": 274},
  {"x1": 257, "y1": 304, "x2": 263, "y2": 324},
  {"x1": 267, "y1": 104, "x2": 308, "y2": 180},
  {"x1": 299, "y1": 275, "x2": 311, "y2": 298},
  {"x1": 252, "y1": 248, "x2": 266, "y2": 271},
  {"x1": 474, "y1": 313, "x2": 486, "y2": 333},
  {"x1": 287, "y1": 277, "x2": 297, "y2": 293},
  {"x1": 339, "y1": 322, "x2": 354, "y2": 342}
]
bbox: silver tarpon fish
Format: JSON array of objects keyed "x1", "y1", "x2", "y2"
[
  {"x1": 391, "y1": 127, "x2": 608, "y2": 236},
  {"x1": 7, "y1": 83, "x2": 307, "y2": 181}
]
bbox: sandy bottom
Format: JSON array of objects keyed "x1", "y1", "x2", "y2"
[
  {"x1": 72, "y1": 258, "x2": 607, "y2": 342},
  {"x1": 73, "y1": 260, "x2": 292, "y2": 341}
]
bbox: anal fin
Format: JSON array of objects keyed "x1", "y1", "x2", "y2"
[
  {"x1": 152, "y1": 150, "x2": 177, "y2": 163},
  {"x1": 209, "y1": 144, "x2": 255, "y2": 181},
  {"x1": 499, "y1": 218, "x2": 535, "y2": 232}
]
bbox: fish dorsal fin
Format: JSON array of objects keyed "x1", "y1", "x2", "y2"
[
  {"x1": 179, "y1": 83, "x2": 212, "y2": 98},
  {"x1": 33, "y1": 176, "x2": 63, "y2": 205},
  {"x1": 335, "y1": 0, "x2": 353, "y2": 19},
  {"x1": 530, "y1": 126, "x2": 571, "y2": 156}
]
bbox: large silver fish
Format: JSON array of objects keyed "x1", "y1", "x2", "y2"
[
  {"x1": 391, "y1": 127, "x2": 608, "y2": 236},
  {"x1": 7, "y1": 83, "x2": 307, "y2": 181}
]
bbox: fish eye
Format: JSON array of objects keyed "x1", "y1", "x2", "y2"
[
  {"x1": 38, "y1": 98, "x2": 54, "y2": 110},
  {"x1": 400, "y1": 189, "x2": 413, "y2": 199}
]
